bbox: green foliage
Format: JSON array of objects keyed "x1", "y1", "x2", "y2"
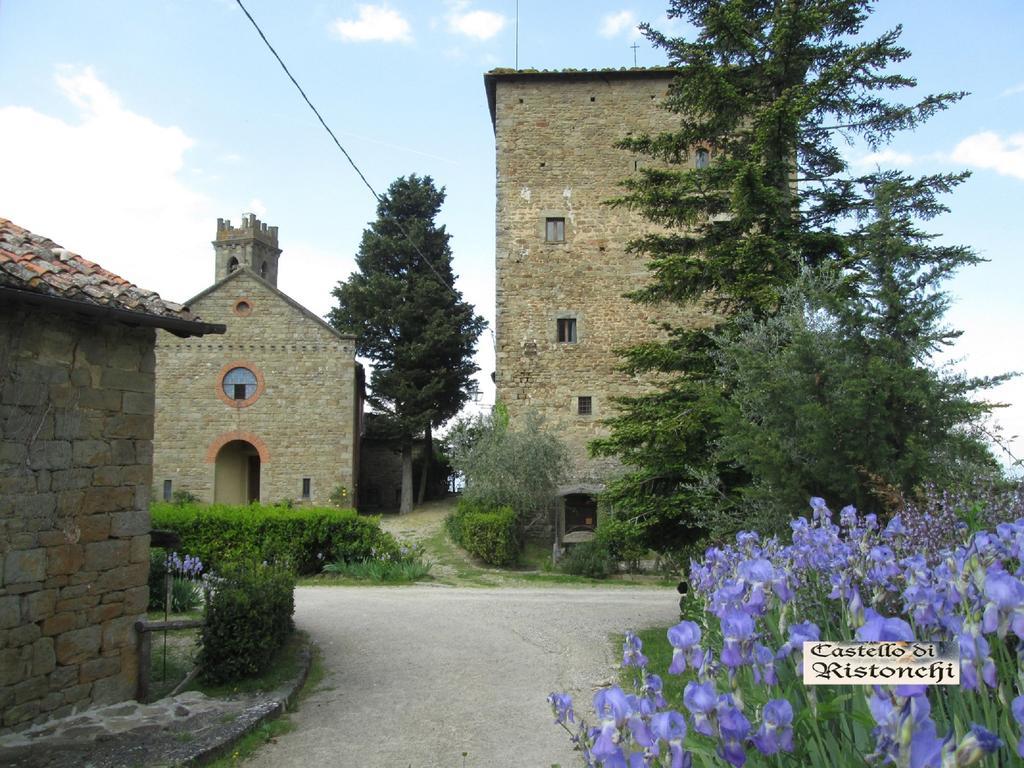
[
  {"x1": 150, "y1": 502, "x2": 398, "y2": 575},
  {"x1": 328, "y1": 485, "x2": 350, "y2": 507},
  {"x1": 147, "y1": 549, "x2": 202, "y2": 611},
  {"x1": 171, "y1": 489, "x2": 198, "y2": 506},
  {"x1": 445, "y1": 499, "x2": 520, "y2": 566},
  {"x1": 558, "y1": 540, "x2": 613, "y2": 579},
  {"x1": 322, "y1": 553, "x2": 432, "y2": 583},
  {"x1": 328, "y1": 174, "x2": 486, "y2": 512},
  {"x1": 448, "y1": 408, "x2": 569, "y2": 523},
  {"x1": 197, "y1": 561, "x2": 295, "y2": 685},
  {"x1": 595, "y1": 517, "x2": 649, "y2": 572},
  {"x1": 593, "y1": 0, "x2": 1004, "y2": 545}
]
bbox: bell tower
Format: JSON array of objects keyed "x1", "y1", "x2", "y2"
[{"x1": 213, "y1": 213, "x2": 281, "y2": 286}]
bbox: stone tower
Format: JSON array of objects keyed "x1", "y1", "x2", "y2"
[
  {"x1": 485, "y1": 68, "x2": 709, "y2": 541},
  {"x1": 213, "y1": 213, "x2": 282, "y2": 286}
]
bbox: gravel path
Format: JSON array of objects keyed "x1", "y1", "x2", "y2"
[{"x1": 246, "y1": 585, "x2": 677, "y2": 768}]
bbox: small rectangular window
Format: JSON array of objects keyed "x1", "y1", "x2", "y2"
[
  {"x1": 233, "y1": 383, "x2": 247, "y2": 400},
  {"x1": 545, "y1": 217, "x2": 565, "y2": 242},
  {"x1": 577, "y1": 396, "x2": 592, "y2": 416},
  {"x1": 163, "y1": 479, "x2": 172, "y2": 501},
  {"x1": 301, "y1": 478, "x2": 311, "y2": 500},
  {"x1": 557, "y1": 318, "x2": 577, "y2": 343}
]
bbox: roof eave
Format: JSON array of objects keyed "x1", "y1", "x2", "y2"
[{"x1": 0, "y1": 285, "x2": 226, "y2": 337}]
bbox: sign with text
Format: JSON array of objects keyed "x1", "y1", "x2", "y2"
[{"x1": 802, "y1": 641, "x2": 959, "y2": 686}]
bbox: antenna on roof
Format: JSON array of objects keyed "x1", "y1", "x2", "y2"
[
  {"x1": 515, "y1": 0, "x2": 519, "y2": 70},
  {"x1": 631, "y1": 42, "x2": 639, "y2": 67}
]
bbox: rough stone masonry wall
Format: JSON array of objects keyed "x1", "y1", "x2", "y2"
[
  {"x1": 493, "y1": 73, "x2": 712, "y2": 485},
  {"x1": 153, "y1": 271, "x2": 359, "y2": 506},
  {"x1": 0, "y1": 306, "x2": 152, "y2": 732}
]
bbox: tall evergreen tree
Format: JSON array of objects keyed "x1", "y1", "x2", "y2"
[
  {"x1": 592, "y1": 0, "x2": 987, "y2": 545},
  {"x1": 329, "y1": 175, "x2": 486, "y2": 513}
]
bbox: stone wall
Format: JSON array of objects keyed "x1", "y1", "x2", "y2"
[
  {"x1": 153, "y1": 270, "x2": 360, "y2": 506},
  {"x1": 0, "y1": 305, "x2": 152, "y2": 732},
  {"x1": 490, "y1": 71, "x2": 712, "y2": 485}
]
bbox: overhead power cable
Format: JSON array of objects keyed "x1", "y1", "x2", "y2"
[{"x1": 233, "y1": 0, "x2": 459, "y2": 299}]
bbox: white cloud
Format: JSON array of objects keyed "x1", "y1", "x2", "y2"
[
  {"x1": 952, "y1": 131, "x2": 1024, "y2": 180},
  {"x1": 447, "y1": 8, "x2": 507, "y2": 41},
  {"x1": 1000, "y1": 82, "x2": 1024, "y2": 98},
  {"x1": 852, "y1": 148, "x2": 915, "y2": 168},
  {"x1": 330, "y1": 4, "x2": 412, "y2": 43},
  {"x1": 600, "y1": 10, "x2": 640, "y2": 39},
  {"x1": 0, "y1": 66, "x2": 218, "y2": 305}
]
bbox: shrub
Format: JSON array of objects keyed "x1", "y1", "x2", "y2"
[
  {"x1": 445, "y1": 499, "x2": 520, "y2": 566},
  {"x1": 323, "y1": 542, "x2": 432, "y2": 582},
  {"x1": 150, "y1": 502, "x2": 399, "y2": 575},
  {"x1": 595, "y1": 517, "x2": 649, "y2": 572},
  {"x1": 558, "y1": 540, "x2": 613, "y2": 579},
  {"x1": 197, "y1": 561, "x2": 295, "y2": 684},
  {"x1": 448, "y1": 406, "x2": 569, "y2": 524}
]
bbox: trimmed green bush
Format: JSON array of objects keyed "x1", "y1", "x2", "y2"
[
  {"x1": 197, "y1": 561, "x2": 295, "y2": 684},
  {"x1": 150, "y1": 502, "x2": 399, "y2": 575},
  {"x1": 445, "y1": 499, "x2": 519, "y2": 566},
  {"x1": 559, "y1": 540, "x2": 613, "y2": 579}
]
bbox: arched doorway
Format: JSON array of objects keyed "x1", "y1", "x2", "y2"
[{"x1": 214, "y1": 440, "x2": 260, "y2": 504}]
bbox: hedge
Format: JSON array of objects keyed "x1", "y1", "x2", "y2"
[
  {"x1": 445, "y1": 499, "x2": 519, "y2": 566},
  {"x1": 150, "y1": 502, "x2": 399, "y2": 575},
  {"x1": 198, "y1": 560, "x2": 295, "y2": 684}
]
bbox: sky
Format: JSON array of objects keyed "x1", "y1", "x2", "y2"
[{"x1": 1, "y1": 0, "x2": 1022, "y2": 467}]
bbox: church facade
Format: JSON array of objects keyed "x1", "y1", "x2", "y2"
[
  {"x1": 152, "y1": 215, "x2": 362, "y2": 507},
  {"x1": 485, "y1": 68, "x2": 709, "y2": 545}
]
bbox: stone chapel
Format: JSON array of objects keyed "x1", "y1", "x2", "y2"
[{"x1": 152, "y1": 215, "x2": 363, "y2": 507}]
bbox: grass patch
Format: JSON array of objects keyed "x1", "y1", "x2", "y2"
[
  {"x1": 321, "y1": 557, "x2": 432, "y2": 582},
  {"x1": 518, "y1": 540, "x2": 555, "y2": 571},
  {"x1": 204, "y1": 719, "x2": 295, "y2": 768}
]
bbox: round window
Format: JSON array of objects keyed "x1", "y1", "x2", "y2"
[
  {"x1": 234, "y1": 299, "x2": 252, "y2": 316},
  {"x1": 223, "y1": 367, "x2": 257, "y2": 401}
]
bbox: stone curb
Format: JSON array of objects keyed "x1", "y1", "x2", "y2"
[{"x1": 180, "y1": 639, "x2": 314, "y2": 766}]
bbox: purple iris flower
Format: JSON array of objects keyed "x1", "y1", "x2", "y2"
[
  {"x1": 622, "y1": 631, "x2": 648, "y2": 669},
  {"x1": 594, "y1": 686, "x2": 632, "y2": 727},
  {"x1": 547, "y1": 692, "x2": 574, "y2": 725},
  {"x1": 1012, "y1": 695, "x2": 1024, "y2": 757},
  {"x1": 667, "y1": 621, "x2": 701, "y2": 675},
  {"x1": 720, "y1": 610, "x2": 755, "y2": 668},
  {"x1": 776, "y1": 620, "x2": 819, "y2": 675},
  {"x1": 716, "y1": 703, "x2": 751, "y2": 768},
  {"x1": 959, "y1": 629, "x2": 997, "y2": 690},
  {"x1": 952, "y1": 724, "x2": 1003, "y2": 766},
  {"x1": 752, "y1": 643, "x2": 776, "y2": 685},
  {"x1": 642, "y1": 674, "x2": 666, "y2": 709},
  {"x1": 856, "y1": 608, "x2": 914, "y2": 642},
  {"x1": 884, "y1": 514, "x2": 906, "y2": 538},
  {"x1": 683, "y1": 680, "x2": 717, "y2": 737},
  {"x1": 751, "y1": 699, "x2": 794, "y2": 755},
  {"x1": 982, "y1": 569, "x2": 1024, "y2": 637},
  {"x1": 651, "y1": 711, "x2": 691, "y2": 768}
]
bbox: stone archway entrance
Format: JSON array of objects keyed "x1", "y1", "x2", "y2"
[{"x1": 214, "y1": 440, "x2": 261, "y2": 504}]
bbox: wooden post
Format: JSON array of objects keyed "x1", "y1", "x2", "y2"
[{"x1": 136, "y1": 620, "x2": 151, "y2": 703}]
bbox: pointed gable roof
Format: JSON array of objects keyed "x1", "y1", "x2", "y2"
[{"x1": 185, "y1": 266, "x2": 354, "y2": 341}]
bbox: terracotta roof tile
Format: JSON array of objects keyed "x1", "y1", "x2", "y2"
[{"x1": 0, "y1": 217, "x2": 207, "y2": 326}]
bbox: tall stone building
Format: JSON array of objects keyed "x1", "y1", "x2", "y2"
[
  {"x1": 152, "y1": 215, "x2": 362, "y2": 507},
  {"x1": 0, "y1": 218, "x2": 223, "y2": 731},
  {"x1": 485, "y1": 68, "x2": 709, "y2": 545}
]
